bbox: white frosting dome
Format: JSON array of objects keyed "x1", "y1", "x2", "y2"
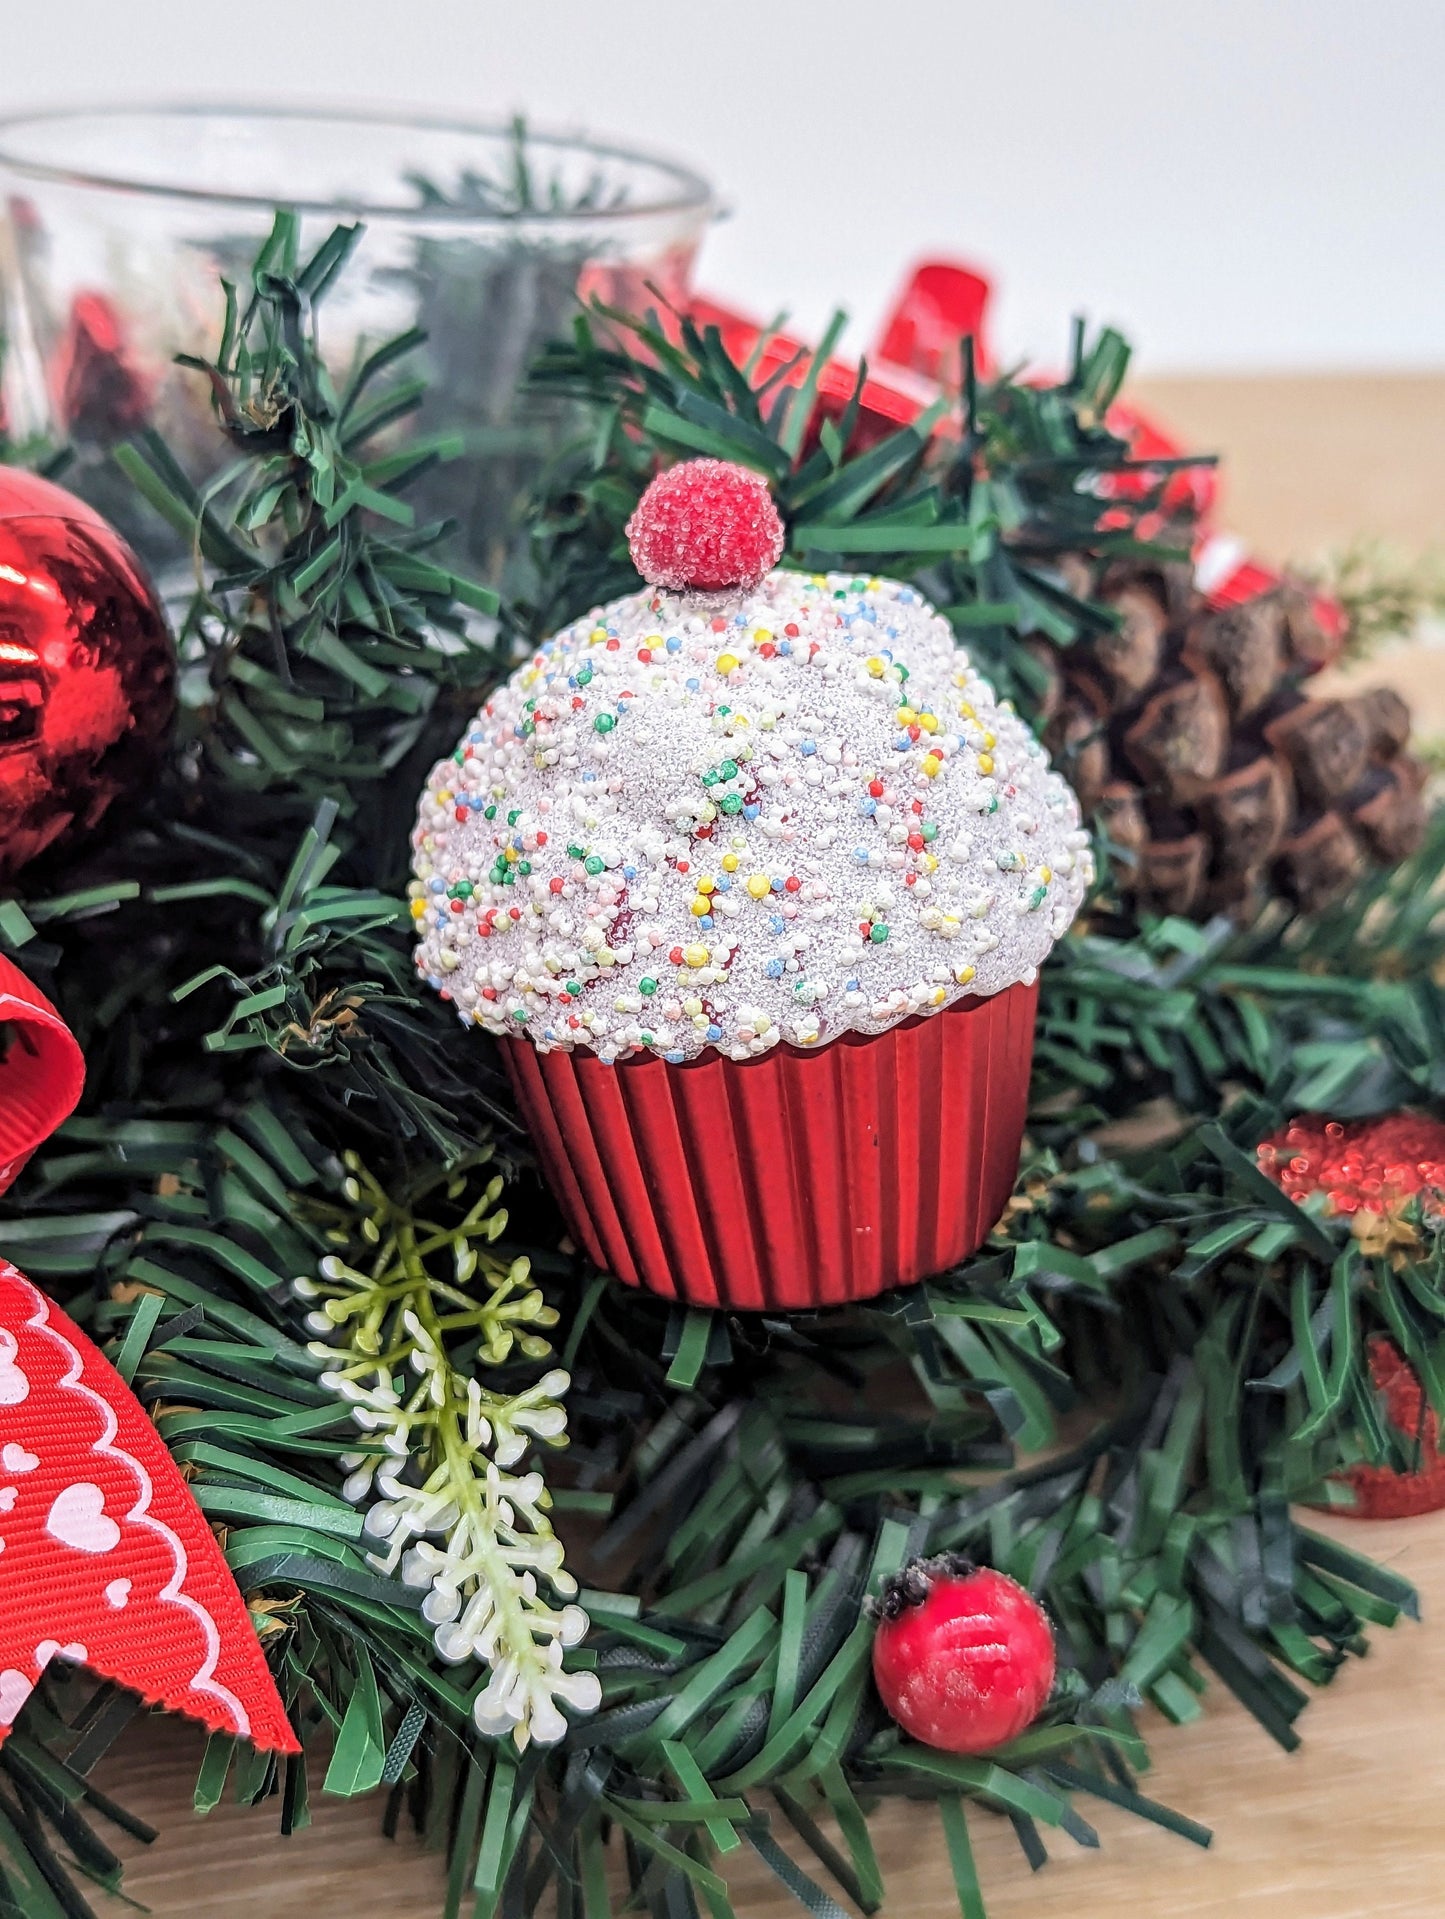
[{"x1": 410, "y1": 570, "x2": 1092, "y2": 1063}]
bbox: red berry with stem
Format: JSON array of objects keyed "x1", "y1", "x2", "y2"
[
  {"x1": 870, "y1": 1556, "x2": 1055, "y2": 1754},
  {"x1": 625, "y1": 458, "x2": 785, "y2": 594}
]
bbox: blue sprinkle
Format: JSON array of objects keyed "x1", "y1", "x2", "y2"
[
  {"x1": 894, "y1": 735, "x2": 911, "y2": 750},
  {"x1": 686, "y1": 677, "x2": 701, "y2": 692},
  {"x1": 734, "y1": 612, "x2": 748, "y2": 626},
  {"x1": 779, "y1": 640, "x2": 793, "y2": 656},
  {"x1": 846, "y1": 978, "x2": 860, "y2": 991},
  {"x1": 853, "y1": 847, "x2": 869, "y2": 863},
  {"x1": 706, "y1": 1023, "x2": 723, "y2": 1041},
  {"x1": 859, "y1": 797, "x2": 877, "y2": 816},
  {"x1": 666, "y1": 1049, "x2": 686, "y2": 1064},
  {"x1": 698, "y1": 914, "x2": 715, "y2": 931},
  {"x1": 743, "y1": 803, "x2": 760, "y2": 820},
  {"x1": 582, "y1": 771, "x2": 597, "y2": 783},
  {"x1": 799, "y1": 738, "x2": 816, "y2": 755},
  {"x1": 771, "y1": 877, "x2": 785, "y2": 893},
  {"x1": 764, "y1": 959, "x2": 785, "y2": 979},
  {"x1": 716, "y1": 875, "x2": 732, "y2": 892},
  {"x1": 769, "y1": 914, "x2": 786, "y2": 934},
  {"x1": 666, "y1": 635, "x2": 682, "y2": 653},
  {"x1": 623, "y1": 864, "x2": 637, "y2": 879}
]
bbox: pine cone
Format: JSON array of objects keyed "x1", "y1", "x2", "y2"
[{"x1": 1045, "y1": 555, "x2": 1429, "y2": 919}]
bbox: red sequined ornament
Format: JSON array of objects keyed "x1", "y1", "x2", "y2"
[
  {"x1": 1260, "y1": 1111, "x2": 1445, "y2": 1517},
  {"x1": 0, "y1": 467, "x2": 174, "y2": 883},
  {"x1": 870, "y1": 1556, "x2": 1055, "y2": 1754},
  {"x1": 625, "y1": 458, "x2": 784, "y2": 594}
]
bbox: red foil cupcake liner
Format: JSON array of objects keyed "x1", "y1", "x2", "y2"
[
  {"x1": 0, "y1": 955, "x2": 84, "y2": 1197},
  {"x1": 502, "y1": 979, "x2": 1037, "y2": 1310}
]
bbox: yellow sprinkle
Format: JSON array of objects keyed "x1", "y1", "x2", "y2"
[
  {"x1": 716, "y1": 652, "x2": 740, "y2": 675},
  {"x1": 919, "y1": 712, "x2": 939, "y2": 733},
  {"x1": 866, "y1": 656, "x2": 886, "y2": 677},
  {"x1": 978, "y1": 754, "x2": 995, "y2": 776},
  {"x1": 746, "y1": 874, "x2": 771, "y2": 899},
  {"x1": 722, "y1": 853, "x2": 740, "y2": 872},
  {"x1": 683, "y1": 996, "x2": 703, "y2": 1016},
  {"x1": 931, "y1": 988, "x2": 947, "y2": 1006},
  {"x1": 684, "y1": 944, "x2": 709, "y2": 969},
  {"x1": 590, "y1": 626, "x2": 607, "y2": 644},
  {"x1": 923, "y1": 853, "x2": 938, "y2": 873},
  {"x1": 898, "y1": 705, "x2": 917, "y2": 725},
  {"x1": 504, "y1": 847, "x2": 519, "y2": 862},
  {"x1": 436, "y1": 790, "x2": 453, "y2": 806},
  {"x1": 409, "y1": 899, "x2": 427, "y2": 919},
  {"x1": 955, "y1": 964, "x2": 977, "y2": 985},
  {"x1": 1040, "y1": 866, "x2": 1052, "y2": 884},
  {"x1": 696, "y1": 875, "x2": 716, "y2": 895},
  {"x1": 598, "y1": 948, "x2": 616, "y2": 966},
  {"x1": 690, "y1": 897, "x2": 710, "y2": 917},
  {"x1": 923, "y1": 755, "x2": 942, "y2": 778},
  {"x1": 982, "y1": 731, "x2": 997, "y2": 749},
  {"x1": 958, "y1": 701, "x2": 976, "y2": 719},
  {"x1": 752, "y1": 627, "x2": 772, "y2": 644}
]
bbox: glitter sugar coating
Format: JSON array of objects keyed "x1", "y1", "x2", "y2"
[
  {"x1": 624, "y1": 458, "x2": 785, "y2": 594},
  {"x1": 1259, "y1": 1113, "x2": 1445, "y2": 1218},
  {"x1": 410, "y1": 569, "x2": 1092, "y2": 1063}
]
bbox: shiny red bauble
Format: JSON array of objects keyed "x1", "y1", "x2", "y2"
[
  {"x1": 625, "y1": 457, "x2": 785, "y2": 594},
  {"x1": 0, "y1": 466, "x2": 174, "y2": 882},
  {"x1": 870, "y1": 1556, "x2": 1056, "y2": 1754}
]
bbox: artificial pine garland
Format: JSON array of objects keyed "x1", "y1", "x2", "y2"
[{"x1": 0, "y1": 218, "x2": 1443, "y2": 1919}]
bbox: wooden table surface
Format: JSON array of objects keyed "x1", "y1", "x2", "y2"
[{"x1": 91, "y1": 372, "x2": 1445, "y2": 1917}]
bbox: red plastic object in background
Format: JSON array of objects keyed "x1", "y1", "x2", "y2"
[
  {"x1": 503, "y1": 979, "x2": 1037, "y2": 1311},
  {"x1": 874, "y1": 261, "x2": 994, "y2": 384},
  {"x1": 0, "y1": 955, "x2": 83, "y2": 1196}
]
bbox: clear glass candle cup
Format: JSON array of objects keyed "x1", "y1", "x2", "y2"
[{"x1": 0, "y1": 105, "x2": 715, "y2": 579}]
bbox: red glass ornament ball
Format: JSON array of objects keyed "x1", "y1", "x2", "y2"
[
  {"x1": 871, "y1": 1557, "x2": 1056, "y2": 1754},
  {"x1": 625, "y1": 458, "x2": 785, "y2": 594},
  {"x1": 0, "y1": 466, "x2": 174, "y2": 882}
]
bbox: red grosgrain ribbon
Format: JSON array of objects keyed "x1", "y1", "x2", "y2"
[
  {"x1": 0, "y1": 954, "x2": 84, "y2": 1195},
  {"x1": 0, "y1": 1259, "x2": 298, "y2": 1749}
]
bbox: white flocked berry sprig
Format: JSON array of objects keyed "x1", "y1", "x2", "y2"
[{"x1": 295, "y1": 1150, "x2": 599, "y2": 1749}]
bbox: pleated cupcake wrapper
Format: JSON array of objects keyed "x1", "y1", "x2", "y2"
[
  {"x1": 503, "y1": 979, "x2": 1037, "y2": 1311},
  {"x1": 0, "y1": 955, "x2": 85, "y2": 1196}
]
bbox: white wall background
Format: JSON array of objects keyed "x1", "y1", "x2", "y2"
[{"x1": 1, "y1": 0, "x2": 1441, "y2": 373}]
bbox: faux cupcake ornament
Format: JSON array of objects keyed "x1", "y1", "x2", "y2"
[{"x1": 410, "y1": 460, "x2": 1091, "y2": 1308}]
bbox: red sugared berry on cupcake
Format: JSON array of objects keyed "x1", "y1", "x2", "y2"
[
  {"x1": 626, "y1": 458, "x2": 785, "y2": 594},
  {"x1": 870, "y1": 1556, "x2": 1055, "y2": 1753}
]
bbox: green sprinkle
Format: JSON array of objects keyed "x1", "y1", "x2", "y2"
[
  {"x1": 720, "y1": 760, "x2": 738, "y2": 781},
  {"x1": 870, "y1": 923, "x2": 890, "y2": 943},
  {"x1": 639, "y1": 978, "x2": 658, "y2": 996},
  {"x1": 720, "y1": 794, "x2": 743, "y2": 815},
  {"x1": 517, "y1": 861, "x2": 532, "y2": 877},
  {"x1": 921, "y1": 822, "x2": 938, "y2": 841},
  {"x1": 565, "y1": 980, "x2": 583, "y2": 997},
  {"x1": 585, "y1": 856, "x2": 604, "y2": 876},
  {"x1": 484, "y1": 804, "x2": 497, "y2": 820},
  {"x1": 702, "y1": 769, "x2": 720, "y2": 787},
  {"x1": 507, "y1": 809, "x2": 521, "y2": 825},
  {"x1": 567, "y1": 844, "x2": 585, "y2": 860},
  {"x1": 595, "y1": 712, "x2": 616, "y2": 734}
]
